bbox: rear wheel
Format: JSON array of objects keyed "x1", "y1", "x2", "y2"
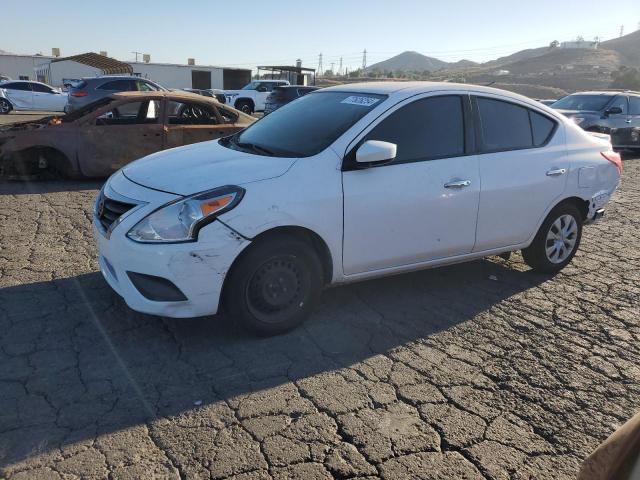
[
  {"x1": 522, "y1": 203, "x2": 583, "y2": 273},
  {"x1": 224, "y1": 235, "x2": 323, "y2": 335},
  {"x1": 235, "y1": 100, "x2": 253, "y2": 115},
  {"x1": 0, "y1": 98, "x2": 12, "y2": 114}
]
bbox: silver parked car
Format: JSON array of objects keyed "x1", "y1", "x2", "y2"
[{"x1": 65, "y1": 76, "x2": 166, "y2": 113}]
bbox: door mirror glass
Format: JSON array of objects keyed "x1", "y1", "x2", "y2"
[
  {"x1": 257, "y1": 86, "x2": 268, "y2": 92},
  {"x1": 605, "y1": 106, "x2": 623, "y2": 115},
  {"x1": 356, "y1": 140, "x2": 397, "y2": 165}
]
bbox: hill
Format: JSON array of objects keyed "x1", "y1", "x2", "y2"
[
  {"x1": 366, "y1": 51, "x2": 450, "y2": 73},
  {"x1": 600, "y1": 29, "x2": 640, "y2": 67}
]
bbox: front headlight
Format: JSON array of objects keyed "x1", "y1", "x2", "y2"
[{"x1": 127, "y1": 186, "x2": 244, "y2": 243}]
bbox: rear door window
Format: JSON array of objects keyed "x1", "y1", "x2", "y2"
[
  {"x1": 95, "y1": 100, "x2": 160, "y2": 125},
  {"x1": 365, "y1": 95, "x2": 465, "y2": 163},
  {"x1": 629, "y1": 96, "x2": 640, "y2": 115},
  {"x1": 97, "y1": 80, "x2": 136, "y2": 91},
  {"x1": 477, "y1": 98, "x2": 532, "y2": 151},
  {"x1": 166, "y1": 100, "x2": 219, "y2": 125},
  {"x1": 31, "y1": 83, "x2": 53, "y2": 93},
  {"x1": 137, "y1": 81, "x2": 159, "y2": 92}
]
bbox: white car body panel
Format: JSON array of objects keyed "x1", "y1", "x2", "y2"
[
  {"x1": 32, "y1": 89, "x2": 67, "y2": 112},
  {"x1": 224, "y1": 80, "x2": 290, "y2": 112},
  {"x1": 1, "y1": 87, "x2": 32, "y2": 109},
  {"x1": 0, "y1": 81, "x2": 67, "y2": 112},
  {"x1": 93, "y1": 82, "x2": 621, "y2": 318}
]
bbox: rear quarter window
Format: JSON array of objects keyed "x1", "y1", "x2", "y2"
[{"x1": 530, "y1": 111, "x2": 556, "y2": 146}]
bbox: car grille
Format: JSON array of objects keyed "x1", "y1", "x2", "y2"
[{"x1": 96, "y1": 191, "x2": 136, "y2": 232}]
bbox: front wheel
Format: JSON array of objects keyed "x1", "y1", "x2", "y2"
[
  {"x1": 0, "y1": 98, "x2": 12, "y2": 114},
  {"x1": 522, "y1": 203, "x2": 583, "y2": 273},
  {"x1": 223, "y1": 235, "x2": 323, "y2": 336}
]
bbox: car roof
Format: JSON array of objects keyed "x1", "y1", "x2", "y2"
[
  {"x1": 320, "y1": 81, "x2": 546, "y2": 105},
  {"x1": 82, "y1": 76, "x2": 150, "y2": 81}
]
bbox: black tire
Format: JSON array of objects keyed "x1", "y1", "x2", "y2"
[
  {"x1": 522, "y1": 203, "x2": 583, "y2": 274},
  {"x1": 223, "y1": 235, "x2": 323, "y2": 336},
  {"x1": 235, "y1": 101, "x2": 253, "y2": 115},
  {"x1": 0, "y1": 98, "x2": 12, "y2": 114}
]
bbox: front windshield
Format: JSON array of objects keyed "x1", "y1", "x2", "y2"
[
  {"x1": 224, "y1": 91, "x2": 387, "y2": 157},
  {"x1": 242, "y1": 81, "x2": 262, "y2": 90},
  {"x1": 552, "y1": 94, "x2": 613, "y2": 111}
]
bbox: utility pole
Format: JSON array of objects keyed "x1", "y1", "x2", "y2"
[
  {"x1": 318, "y1": 53, "x2": 323, "y2": 78},
  {"x1": 131, "y1": 51, "x2": 142, "y2": 62},
  {"x1": 339, "y1": 57, "x2": 343, "y2": 76},
  {"x1": 362, "y1": 49, "x2": 367, "y2": 70},
  {"x1": 620, "y1": 24, "x2": 624, "y2": 37},
  {"x1": 330, "y1": 62, "x2": 335, "y2": 75}
]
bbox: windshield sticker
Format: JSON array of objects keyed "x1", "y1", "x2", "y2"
[{"x1": 341, "y1": 96, "x2": 380, "y2": 107}]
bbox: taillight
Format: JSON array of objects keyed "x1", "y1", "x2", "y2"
[
  {"x1": 601, "y1": 150, "x2": 622, "y2": 175},
  {"x1": 70, "y1": 91, "x2": 88, "y2": 97}
]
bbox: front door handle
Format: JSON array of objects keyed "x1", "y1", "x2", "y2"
[
  {"x1": 444, "y1": 180, "x2": 471, "y2": 188},
  {"x1": 546, "y1": 168, "x2": 566, "y2": 176},
  {"x1": 625, "y1": 119, "x2": 632, "y2": 124}
]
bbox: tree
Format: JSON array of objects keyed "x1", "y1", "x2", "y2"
[
  {"x1": 611, "y1": 66, "x2": 640, "y2": 90},
  {"x1": 549, "y1": 40, "x2": 560, "y2": 49}
]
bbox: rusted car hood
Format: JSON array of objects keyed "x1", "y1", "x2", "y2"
[{"x1": 123, "y1": 139, "x2": 297, "y2": 196}]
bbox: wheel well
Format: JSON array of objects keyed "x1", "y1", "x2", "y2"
[
  {"x1": 555, "y1": 196, "x2": 590, "y2": 222},
  {"x1": 235, "y1": 98, "x2": 254, "y2": 108},
  {"x1": 230, "y1": 226, "x2": 333, "y2": 285},
  {"x1": 2, "y1": 146, "x2": 72, "y2": 177}
]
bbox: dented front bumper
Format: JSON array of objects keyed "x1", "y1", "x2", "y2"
[
  {"x1": 93, "y1": 173, "x2": 251, "y2": 318},
  {"x1": 94, "y1": 220, "x2": 250, "y2": 318}
]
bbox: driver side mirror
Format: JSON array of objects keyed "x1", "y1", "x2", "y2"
[
  {"x1": 257, "y1": 86, "x2": 268, "y2": 92},
  {"x1": 356, "y1": 140, "x2": 397, "y2": 166},
  {"x1": 605, "y1": 106, "x2": 623, "y2": 116}
]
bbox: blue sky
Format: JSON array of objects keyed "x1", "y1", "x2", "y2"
[{"x1": 2, "y1": 0, "x2": 639, "y2": 71}]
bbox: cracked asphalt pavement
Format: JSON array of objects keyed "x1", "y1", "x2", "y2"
[{"x1": 0, "y1": 156, "x2": 639, "y2": 479}]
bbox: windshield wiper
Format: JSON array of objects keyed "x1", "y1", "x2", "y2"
[{"x1": 237, "y1": 142, "x2": 275, "y2": 156}]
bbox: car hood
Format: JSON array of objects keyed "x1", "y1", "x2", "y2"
[{"x1": 122, "y1": 140, "x2": 296, "y2": 196}]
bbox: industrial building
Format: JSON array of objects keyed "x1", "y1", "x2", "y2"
[{"x1": 0, "y1": 51, "x2": 251, "y2": 90}]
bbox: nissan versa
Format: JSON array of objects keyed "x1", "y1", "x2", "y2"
[{"x1": 93, "y1": 82, "x2": 621, "y2": 335}]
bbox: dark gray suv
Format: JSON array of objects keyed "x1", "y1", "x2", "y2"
[
  {"x1": 551, "y1": 91, "x2": 640, "y2": 151},
  {"x1": 66, "y1": 76, "x2": 166, "y2": 113}
]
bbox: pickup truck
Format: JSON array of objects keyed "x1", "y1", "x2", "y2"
[{"x1": 224, "y1": 80, "x2": 290, "y2": 114}]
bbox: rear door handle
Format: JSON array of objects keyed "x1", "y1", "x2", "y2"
[
  {"x1": 546, "y1": 168, "x2": 566, "y2": 176},
  {"x1": 444, "y1": 180, "x2": 471, "y2": 188}
]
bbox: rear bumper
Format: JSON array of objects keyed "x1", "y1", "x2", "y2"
[{"x1": 586, "y1": 207, "x2": 605, "y2": 224}]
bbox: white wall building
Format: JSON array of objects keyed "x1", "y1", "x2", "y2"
[
  {"x1": 1, "y1": 51, "x2": 251, "y2": 90},
  {"x1": 0, "y1": 53, "x2": 53, "y2": 81}
]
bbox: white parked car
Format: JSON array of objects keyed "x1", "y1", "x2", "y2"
[
  {"x1": 0, "y1": 80, "x2": 67, "y2": 114},
  {"x1": 224, "y1": 79, "x2": 290, "y2": 114},
  {"x1": 93, "y1": 82, "x2": 621, "y2": 335}
]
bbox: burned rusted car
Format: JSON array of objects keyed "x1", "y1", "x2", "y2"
[{"x1": 0, "y1": 91, "x2": 255, "y2": 179}]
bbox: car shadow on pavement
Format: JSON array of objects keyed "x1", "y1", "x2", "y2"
[
  {"x1": 0, "y1": 179, "x2": 104, "y2": 195},
  {"x1": 0, "y1": 257, "x2": 548, "y2": 467}
]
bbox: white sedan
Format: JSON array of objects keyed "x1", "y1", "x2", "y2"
[
  {"x1": 0, "y1": 80, "x2": 68, "y2": 113},
  {"x1": 93, "y1": 82, "x2": 621, "y2": 335}
]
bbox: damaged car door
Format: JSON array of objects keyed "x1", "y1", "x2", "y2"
[
  {"x1": 164, "y1": 99, "x2": 234, "y2": 148},
  {"x1": 77, "y1": 98, "x2": 164, "y2": 177}
]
